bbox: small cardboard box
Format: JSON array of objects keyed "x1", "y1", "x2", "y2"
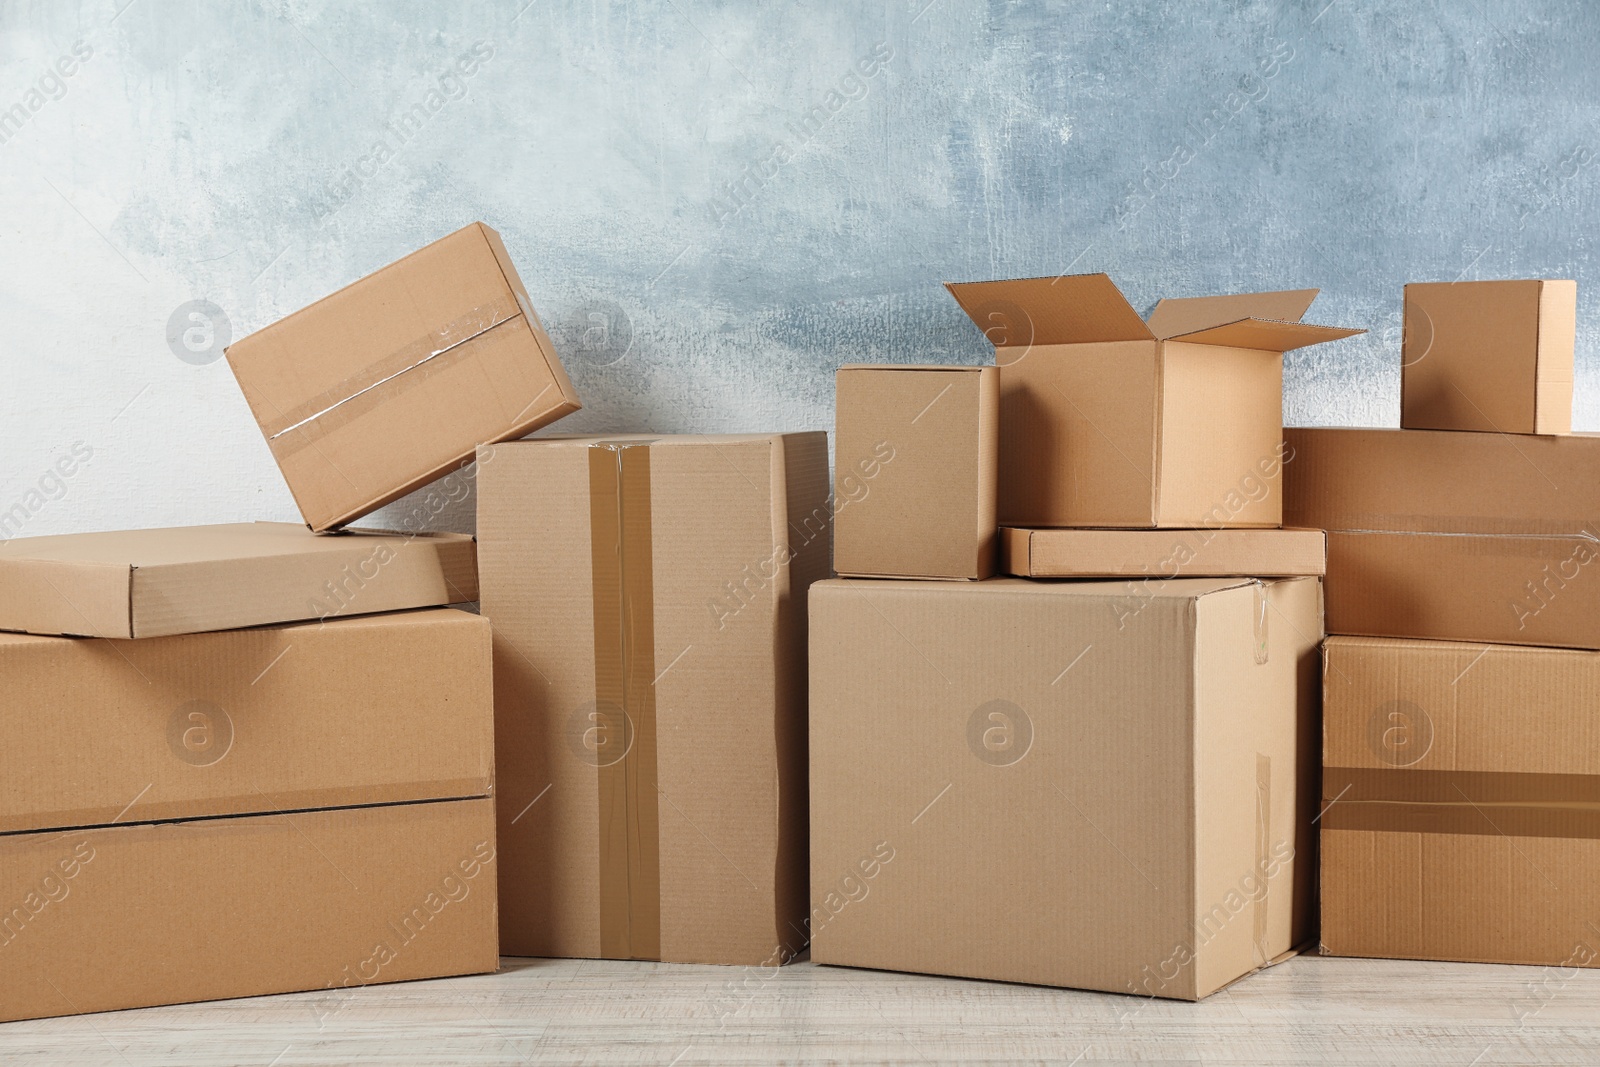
[
  {"x1": 1283, "y1": 426, "x2": 1600, "y2": 649},
  {"x1": 834, "y1": 365, "x2": 998, "y2": 580},
  {"x1": 226, "y1": 222, "x2": 582, "y2": 531},
  {"x1": 945, "y1": 274, "x2": 1362, "y2": 528},
  {"x1": 0, "y1": 608, "x2": 499, "y2": 1022},
  {"x1": 1402, "y1": 279, "x2": 1577, "y2": 435},
  {"x1": 1321, "y1": 636, "x2": 1600, "y2": 969},
  {"x1": 0, "y1": 522, "x2": 477, "y2": 638},
  {"x1": 1002, "y1": 526, "x2": 1326, "y2": 578},
  {"x1": 477, "y1": 432, "x2": 829, "y2": 965},
  {"x1": 809, "y1": 575, "x2": 1323, "y2": 1000}
]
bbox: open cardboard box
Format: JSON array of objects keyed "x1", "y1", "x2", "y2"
[{"x1": 946, "y1": 274, "x2": 1363, "y2": 528}]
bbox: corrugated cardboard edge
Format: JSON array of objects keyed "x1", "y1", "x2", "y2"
[{"x1": 1535, "y1": 279, "x2": 1577, "y2": 435}]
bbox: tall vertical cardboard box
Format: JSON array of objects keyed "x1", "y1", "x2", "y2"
[
  {"x1": 477, "y1": 433, "x2": 829, "y2": 965},
  {"x1": 833, "y1": 365, "x2": 998, "y2": 580},
  {"x1": 0, "y1": 609, "x2": 499, "y2": 1023},
  {"x1": 944, "y1": 274, "x2": 1362, "y2": 528},
  {"x1": 809, "y1": 575, "x2": 1323, "y2": 999},
  {"x1": 1322, "y1": 636, "x2": 1600, "y2": 969},
  {"x1": 226, "y1": 222, "x2": 582, "y2": 531},
  {"x1": 1402, "y1": 279, "x2": 1576, "y2": 435},
  {"x1": 1283, "y1": 426, "x2": 1600, "y2": 648}
]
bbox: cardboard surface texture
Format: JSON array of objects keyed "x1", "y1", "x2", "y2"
[
  {"x1": 477, "y1": 432, "x2": 829, "y2": 966},
  {"x1": 0, "y1": 798, "x2": 500, "y2": 1023},
  {"x1": 1320, "y1": 636, "x2": 1600, "y2": 968},
  {"x1": 1002, "y1": 526, "x2": 1326, "y2": 578},
  {"x1": 0, "y1": 607, "x2": 499, "y2": 1023},
  {"x1": 945, "y1": 273, "x2": 1362, "y2": 528},
  {"x1": 0, "y1": 521, "x2": 477, "y2": 638},
  {"x1": 1402, "y1": 279, "x2": 1577, "y2": 435},
  {"x1": 226, "y1": 222, "x2": 582, "y2": 531},
  {"x1": 0, "y1": 608, "x2": 493, "y2": 834},
  {"x1": 809, "y1": 575, "x2": 1324, "y2": 999},
  {"x1": 834, "y1": 365, "x2": 998, "y2": 580},
  {"x1": 1283, "y1": 427, "x2": 1600, "y2": 648}
]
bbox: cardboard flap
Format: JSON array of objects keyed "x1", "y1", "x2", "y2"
[
  {"x1": 1168, "y1": 319, "x2": 1365, "y2": 352},
  {"x1": 1147, "y1": 289, "x2": 1319, "y2": 339},
  {"x1": 945, "y1": 274, "x2": 1154, "y2": 348}
]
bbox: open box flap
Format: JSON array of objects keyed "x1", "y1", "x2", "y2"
[
  {"x1": 1168, "y1": 319, "x2": 1366, "y2": 352},
  {"x1": 1147, "y1": 288, "x2": 1320, "y2": 339},
  {"x1": 945, "y1": 273, "x2": 1155, "y2": 348}
]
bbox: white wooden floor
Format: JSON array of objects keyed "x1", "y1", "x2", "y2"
[{"x1": 2, "y1": 953, "x2": 1597, "y2": 1065}]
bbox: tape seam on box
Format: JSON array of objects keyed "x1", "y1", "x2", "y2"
[{"x1": 1321, "y1": 766, "x2": 1600, "y2": 840}]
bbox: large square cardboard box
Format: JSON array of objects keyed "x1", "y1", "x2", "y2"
[
  {"x1": 1283, "y1": 426, "x2": 1600, "y2": 648},
  {"x1": 809, "y1": 575, "x2": 1323, "y2": 1000},
  {"x1": 477, "y1": 432, "x2": 829, "y2": 965},
  {"x1": 1001, "y1": 526, "x2": 1326, "y2": 578},
  {"x1": 945, "y1": 274, "x2": 1362, "y2": 528},
  {"x1": 0, "y1": 521, "x2": 477, "y2": 638},
  {"x1": 1402, "y1": 279, "x2": 1576, "y2": 435},
  {"x1": 226, "y1": 222, "x2": 582, "y2": 531},
  {"x1": 1321, "y1": 636, "x2": 1600, "y2": 969},
  {"x1": 834, "y1": 364, "x2": 998, "y2": 580},
  {"x1": 0, "y1": 609, "x2": 499, "y2": 1022}
]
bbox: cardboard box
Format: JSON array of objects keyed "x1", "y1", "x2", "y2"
[
  {"x1": 945, "y1": 274, "x2": 1362, "y2": 528},
  {"x1": 809, "y1": 575, "x2": 1323, "y2": 1000},
  {"x1": 0, "y1": 607, "x2": 499, "y2": 1023},
  {"x1": 0, "y1": 608, "x2": 492, "y2": 833},
  {"x1": 0, "y1": 798, "x2": 499, "y2": 1024},
  {"x1": 1402, "y1": 279, "x2": 1577, "y2": 435},
  {"x1": 0, "y1": 521, "x2": 477, "y2": 638},
  {"x1": 834, "y1": 365, "x2": 998, "y2": 580},
  {"x1": 476, "y1": 432, "x2": 829, "y2": 965},
  {"x1": 1283, "y1": 427, "x2": 1600, "y2": 648},
  {"x1": 1321, "y1": 636, "x2": 1600, "y2": 969},
  {"x1": 226, "y1": 222, "x2": 582, "y2": 531},
  {"x1": 1002, "y1": 526, "x2": 1326, "y2": 578}
]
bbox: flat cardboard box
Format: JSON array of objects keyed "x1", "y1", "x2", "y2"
[
  {"x1": 477, "y1": 432, "x2": 829, "y2": 965},
  {"x1": 1321, "y1": 636, "x2": 1600, "y2": 969},
  {"x1": 226, "y1": 222, "x2": 582, "y2": 531},
  {"x1": 945, "y1": 274, "x2": 1362, "y2": 528},
  {"x1": 0, "y1": 521, "x2": 477, "y2": 638},
  {"x1": 0, "y1": 797, "x2": 499, "y2": 1023},
  {"x1": 1002, "y1": 526, "x2": 1326, "y2": 578},
  {"x1": 1402, "y1": 279, "x2": 1576, "y2": 435},
  {"x1": 809, "y1": 575, "x2": 1323, "y2": 1000},
  {"x1": 0, "y1": 608, "x2": 492, "y2": 833},
  {"x1": 834, "y1": 364, "x2": 998, "y2": 580},
  {"x1": 1283, "y1": 427, "x2": 1600, "y2": 648}
]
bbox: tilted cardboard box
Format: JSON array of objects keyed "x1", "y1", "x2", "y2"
[
  {"x1": 1321, "y1": 636, "x2": 1600, "y2": 969},
  {"x1": 945, "y1": 274, "x2": 1363, "y2": 528},
  {"x1": 809, "y1": 575, "x2": 1323, "y2": 1000},
  {"x1": 0, "y1": 609, "x2": 499, "y2": 1022},
  {"x1": 834, "y1": 365, "x2": 998, "y2": 580},
  {"x1": 226, "y1": 222, "x2": 582, "y2": 531},
  {"x1": 476, "y1": 433, "x2": 829, "y2": 965},
  {"x1": 1402, "y1": 279, "x2": 1576, "y2": 435},
  {"x1": 1002, "y1": 526, "x2": 1326, "y2": 578},
  {"x1": 1283, "y1": 426, "x2": 1600, "y2": 648},
  {"x1": 0, "y1": 521, "x2": 477, "y2": 638}
]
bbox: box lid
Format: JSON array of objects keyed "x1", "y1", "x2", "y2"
[
  {"x1": 0, "y1": 608, "x2": 494, "y2": 834},
  {"x1": 0, "y1": 522, "x2": 477, "y2": 638}
]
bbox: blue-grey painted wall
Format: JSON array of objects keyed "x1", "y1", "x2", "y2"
[{"x1": 2, "y1": 0, "x2": 1596, "y2": 535}]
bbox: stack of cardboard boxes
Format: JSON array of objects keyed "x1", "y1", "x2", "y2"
[
  {"x1": 811, "y1": 274, "x2": 1361, "y2": 999},
  {"x1": 1284, "y1": 279, "x2": 1600, "y2": 969},
  {"x1": 0, "y1": 222, "x2": 580, "y2": 1022}
]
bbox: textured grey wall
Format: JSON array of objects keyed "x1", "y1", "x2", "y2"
[{"x1": 2, "y1": 0, "x2": 1597, "y2": 537}]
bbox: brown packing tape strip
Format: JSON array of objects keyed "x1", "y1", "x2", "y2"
[
  {"x1": 588, "y1": 442, "x2": 662, "y2": 961},
  {"x1": 263, "y1": 296, "x2": 522, "y2": 460},
  {"x1": 1322, "y1": 767, "x2": 1600, "y2": 840}
]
